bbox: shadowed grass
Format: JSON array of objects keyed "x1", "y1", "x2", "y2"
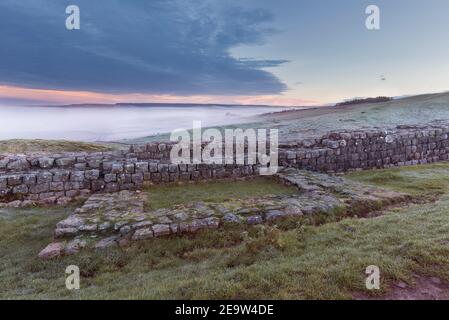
[{"x1": 145, "y1": 177, "x2": 298, "y2": 210}]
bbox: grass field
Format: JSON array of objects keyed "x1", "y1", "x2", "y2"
[
  {"x1": 1, "y1": 163, "x2": 449, "y2": 299},
  {"x1": 145, "y1": 177, "x2": 297, "y2": 210},
  {"x1": 0, "y1": 139, "x2": 124, "y2": 153}
]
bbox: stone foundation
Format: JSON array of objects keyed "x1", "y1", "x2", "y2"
[{"x1": 38, "y1": 168, "x2": 410, "y2": 258}]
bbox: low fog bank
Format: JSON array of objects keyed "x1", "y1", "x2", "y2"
[{"x1": 0, "y1": 104, "x2": 283, "y2": 142}]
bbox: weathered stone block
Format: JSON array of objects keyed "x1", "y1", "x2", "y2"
[
  {"x1": 150, "y1": 172, "x2": 161, "y2": 182},
  {"x1": 124, "y1": 163, "x2": 135, "y2": 174},
  {"x1": 135, "y1": 162, "x2": 149, "y2": 173},
  {"x1": 36, "y1": 171, "x2": 53, "y2": 184},
  {"x1": 13, "y1": 184, "x2": 28, "y2": 194},
  {"x1": 104, "y1": 173, "x2": 116, "y2": 183},
  {"x1": 104, "y1": 183, "x2": 120, "y2": 193},
  {"x1": 50, "y1": 182, "x2": 64, "y2": 192},
  {"x1": 131, "y1": 173, "x2": 144, "y2": 184},
  {"x1": 7, "y1": 174, "x2": 22, "y2": 186},
  {"x1": 56, "y1": 157, "x2": 76, "y2": 167},
  {"x1": 0, "y1": 176, "x2": 7, "y2": 189},
  {"x1": 74, "y1": 163, "x2": 86, "y2": 170},
  {"x1": 247, "y1": 215, "x2": 263, "y2": 225},
  {"x1": 87, "y1": 158, "x2": 102, "y2": 169},
  {"x1": 70, "y1": 171, "x2": 85, "y2": 182},
  {"x1": 38, "y1": 242, "x2": 64, "y2": 259},
  {"x1": 85, "y1": 169, "x2": 100, "y2": 180},
  {"x1": 38, "y1": 157, "x2": 55, "y2": 169},
  {"x1": 132, "y1": 228, "x2": 154, "y2": 240},
  {"x1": 52, "y1": 170, "x2": 71, "y2": 182},
  {"x1": 91, "y1": 180, "x2": 105, "y2": 192},
  {"x1": 152, "y1": 224, "x2": 171, "y2": 237},
  {"x1": 22, "y1": 173, "x2": 37, "y2": 185},
  {"x1": 111, "y1": 163, "x2": 124, "y2": 174},
  {"x1": 65, "y1": 190, "x2": 79, "y2": 198},
  {"x1": 204, "y1": 217, "x2": 220, "y2": 229},
  {"x1": 149, "y1": 162, "x2": 158, "y2": 173},
  {"x1": 39, "y1": 192, "x2": 55, "y2": 200},
  {"x1": 7, "y1": 158, "x2": 30, "y2": 171},
  {"x1": 102, "y1": 161, "x2": 114, "y2": 172},
  {"x1": 64, "y1": 182, "x2": 82, "y2": 190},
  {"x1": 0, "y1": 157, "x2": 10, "y2": 169}
]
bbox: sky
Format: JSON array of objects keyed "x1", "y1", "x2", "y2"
[{"x1": 1, "y1": 0, "x2": 449, "y2": 106}]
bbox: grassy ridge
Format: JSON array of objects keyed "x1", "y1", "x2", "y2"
[{"x1": 0, "y1": 139, "x2": 124, "y2": 153}]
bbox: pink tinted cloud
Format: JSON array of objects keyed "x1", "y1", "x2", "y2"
[{"x1": 0, "y1": 85, "x2": 319, "y2": 107}]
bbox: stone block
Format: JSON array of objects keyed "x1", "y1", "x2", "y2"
[
  {"x1": 135, "y1": 162, "x2": 149, "y2": 173},
  {"x1": 7, "y1": 158, "x2": 30, "y2": 171},
  {"x1": 50, "y1": 182, "x2": 64, "y2": 192},
  {"x1": 7, "y1": 174, "x2": 22, "y2": 186},
  {"x1": 38, "y1": 157, "x2": 55, "y2": 169},
  {"x1": 56, "y1": 157, "x2": 76, "y2": 167},
  {"x1": 85, "y1": 169, "x2": 100, "y2": 180},
  {"x1": 13, "y1": 184, "x2": 28, "y2": 194}
]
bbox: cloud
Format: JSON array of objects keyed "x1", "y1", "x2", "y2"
[
  {"x1": 0, "y1": 0, "x2": 287, "y2": 96},
  {"x1": 0, "y1": 85, "x2": 318, "y2": 107}
]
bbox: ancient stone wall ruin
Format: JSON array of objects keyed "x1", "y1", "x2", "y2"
[
  {"x1": 1, "y1": 121, "x2": 449, "y2": 206},
  {"x1": 278, "y1": 123, "x2": 449, "y2": 172}
]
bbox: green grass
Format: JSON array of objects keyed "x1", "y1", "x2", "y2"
[
  {"x1": 2, "y1": 164, "x2": 449, "y2": 299},
  {"x1": 0, "y1": 139, "x2": 124, "y2": 153},
  {"x1": 145, "y1": 177, "x2": 298, "y2": 210},
  {"x1": 346, "y1": 162, "x2": 449, "y2": 196}
]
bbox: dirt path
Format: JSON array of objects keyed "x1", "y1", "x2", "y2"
[{"x1": 354, "y1": 274, "x2": 449, "y2": 300}]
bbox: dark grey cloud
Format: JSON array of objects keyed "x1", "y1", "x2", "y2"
[{"x1": 0, "y1": 0, "x2": 287, "y2": 95}]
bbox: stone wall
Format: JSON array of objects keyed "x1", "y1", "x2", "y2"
[
  {"x1": 279, "y1": 123, "x2": 449, "y2": 172},
  {"x1": 2, "y1": 121, "x2": 449, "y2": 205},
  {"x1": 0, "y1": 148, "x2": 259, "y2": 205}
]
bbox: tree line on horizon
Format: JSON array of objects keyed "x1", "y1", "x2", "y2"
[{"x1": 336, "y1": 96, "x2": 393, "y2": 106}]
